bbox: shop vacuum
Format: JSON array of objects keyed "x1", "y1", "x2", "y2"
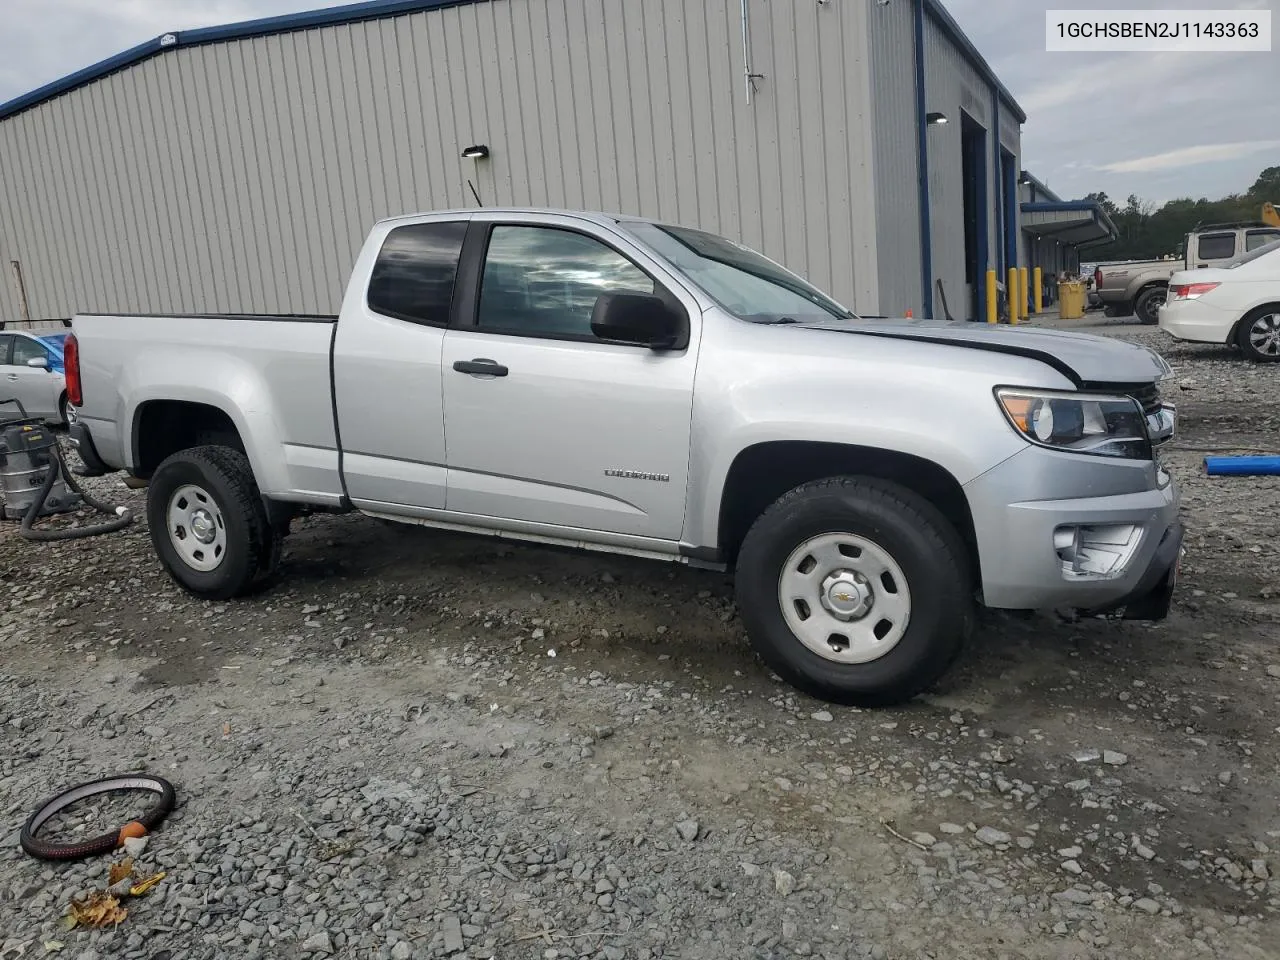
[{"x1": 0, "y1": 400, "x2": 132, "y2": 541}]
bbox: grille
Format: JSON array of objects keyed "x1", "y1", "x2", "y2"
[{"x1": 1127, "y1": 383, "x2": 1163, "y2": 417}]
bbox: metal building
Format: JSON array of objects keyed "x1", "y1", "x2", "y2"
[
  {"x1": 1019, "y1": 170, "x2": 1116, "y2": 307},
  {"x1": 0, "y1": 0, "x2": 1024, "y2": 327}
]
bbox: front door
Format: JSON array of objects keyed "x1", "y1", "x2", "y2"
[
  {"x1": 440, "y1": 219, "x2": 699, "y2": 542},
  {"x1": 3, "y1": 335, "x2": 60, "y2": 420}
]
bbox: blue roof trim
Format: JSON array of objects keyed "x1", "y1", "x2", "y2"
[
  {"x1": 1, "y1": 0, "x2": 1025, "y2": 127},
  {"x1": 0, "y1": 0, "x2": 475, "y2": 122},
  {"x1": 923, "y1": 0, "x2": 1026, "y2": 124}
]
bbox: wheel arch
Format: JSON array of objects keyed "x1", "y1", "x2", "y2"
[{"x1": 713, "y1": 440, "x2": 980, "y2": 581}]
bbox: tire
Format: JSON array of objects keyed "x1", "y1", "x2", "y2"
[
  {"x1": 58, "y1": 392, "x2": 74, "y2": 428},
  {"x1": 20, "y1": 775, "x2": 175, "y2": 862},
  {"x1": 146, "y1": 445, "x2": 281, "y2": 600},
  {"x1": 1135, "y1": 287, "x2": 1166, "y2": 326},
  {"x1": 734, "y1": 476, "x2": 973, "y2": 707},
  {"x1": 1235, "y1": 306, "x2": 1280, "y2": 362}
]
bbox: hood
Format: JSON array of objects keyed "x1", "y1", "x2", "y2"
[{"x1": 789, "y1": 317, "x2": 1171, "y2": 386}]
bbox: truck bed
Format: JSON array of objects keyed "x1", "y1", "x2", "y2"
[{"x1": 72, "y1": 312, "x2": 344, "y2": 503}]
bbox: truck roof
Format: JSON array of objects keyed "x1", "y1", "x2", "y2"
[{"x1": 376, "y1": 207, "x2": 653, "y2": 229}]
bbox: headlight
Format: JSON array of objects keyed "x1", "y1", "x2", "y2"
[{"x1": 996, "y1": 388, "x2": 1150, "y2": 459}]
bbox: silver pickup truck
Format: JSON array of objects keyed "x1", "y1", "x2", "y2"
[{"x1": 67, "y1": 208, "x2": 1182, "y2": 706}]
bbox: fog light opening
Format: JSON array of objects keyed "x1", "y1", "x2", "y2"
[{"x1": 1054, "y1": 523, "x2": 1142, "y2": 580}]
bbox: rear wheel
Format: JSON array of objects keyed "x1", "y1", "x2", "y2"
[
  {"x1": 58, "y1": 393, "x2": 75, "y2": 427},
  {"x1": 146, "y1": 445, "x2": 282, "y2": 599},
  {"x1": 734, "y1": 476, "x2": 972, "y2": 707},
  {"x1": 1135, "y1": 287, "x2": 1166, "y2": 325},
  {"x1": 1237, "y1": 306, "x2": 1280, "y2": 362}
]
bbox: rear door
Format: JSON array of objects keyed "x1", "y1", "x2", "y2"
[
  {"x1": 333, "y1": 216, "x2": 470, "y2": 509},
  {"x1": 439, "y1": 215, "x2": 701, "y2": 542}
]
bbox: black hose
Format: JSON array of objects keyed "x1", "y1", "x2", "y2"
[{"x1": 20, "y1": 440, "x2": 132, "y2": 541}]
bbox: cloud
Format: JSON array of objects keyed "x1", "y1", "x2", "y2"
[{"x1": 1101, "y1": 141, "x2": 1280, "y2": 174}]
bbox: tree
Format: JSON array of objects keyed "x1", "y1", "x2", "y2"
[
  {"x1": 1079, "y1": 167, "x2": 1275, "y2": 261},
  {"x1": 1249, "y1": 166, "x2": 1280, "y2": 200}
]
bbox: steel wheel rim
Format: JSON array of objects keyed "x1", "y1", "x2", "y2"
[
  {"x1": 1248, "y1": 313, "x2": 1280, "y2": 356},
  {"x1": 167, "y1": 483, "x2": 227, "y2": 572},
  {"x1": 1143, "y1": 293, "x2": 1164, "y2": 323},
  {"x1": 777, "y1": 532, "x2": 912, "y2": 664}
]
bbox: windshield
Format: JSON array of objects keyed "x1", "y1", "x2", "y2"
[
  {"x1": 620, "y1": 221, "x2": 856, "y2": 323},
  {"x1": 1225, "y1": 238, "x2": 1280, "y2": 269}
]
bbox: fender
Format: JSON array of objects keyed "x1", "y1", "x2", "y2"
[{"x1": 120, "y1": 347, "x2": 296, "y2": 497}]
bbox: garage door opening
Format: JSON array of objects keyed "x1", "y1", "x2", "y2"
[{"x1": 960, "y1": 113, "x2": 988, "y2": 321}]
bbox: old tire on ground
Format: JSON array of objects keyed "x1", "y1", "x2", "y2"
[
  {"x1": 20, "y1": 774, "x2": 176, "y2": 861},
  {"x1": 1135, "y1": 286, "x2": 1166, "y2": 325},
  {"x1": 146, "y1": 445, "x2": 281, "y2": 600},
  {"x1": 1236, "y1": 305, "x2": 1280, "y2": 362},
  {"x1": 735, "y1": 476, "x2": 973, "y2": 707}
]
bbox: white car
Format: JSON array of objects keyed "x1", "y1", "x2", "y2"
[{"x1": 1159, "y1": 239, "x2": 1280, "y2": 362}]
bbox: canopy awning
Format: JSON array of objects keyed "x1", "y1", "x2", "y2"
[{"x1": 1021, "y1": 201, "x2": 1118, "y2": 248}]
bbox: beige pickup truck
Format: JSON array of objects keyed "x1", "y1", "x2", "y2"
[{"x1": 1095, "y1": 222, "x2": 1280, "y2": 324}]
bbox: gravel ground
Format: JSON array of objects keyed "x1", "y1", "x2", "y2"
[{"x1": 1, "y1": 321, "x2": 1278, "y2": 960}]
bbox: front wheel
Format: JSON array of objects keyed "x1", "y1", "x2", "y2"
[
  {"x1": 1135, "y1": 287, "x2": 1166, "y2": 326},
  {"x1": 1237, "y1": 306, "x2": 1280, "y2": 362},
  {"x1": 735, "y1": 477, "x2": 972, "y2": 707},
  {"x1": 146, "y1": 446, "x2": 282, "y2": 600}
]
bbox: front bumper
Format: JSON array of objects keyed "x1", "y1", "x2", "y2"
[{"x1": 966, "y1": 445, "x2": 1181, "y2": 617}]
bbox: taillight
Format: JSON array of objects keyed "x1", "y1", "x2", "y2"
[
  {"x1": 1170, "y1": 282, "x2": 1220, "y2": 301},
  {"x1": 64, "y1": 333, "x2": 81, "y2": 406},
  {"x1": 1094, "y1": 267, "x2": 1102, "y2": 288}
]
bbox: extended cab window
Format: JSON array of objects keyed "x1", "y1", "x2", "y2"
[
  {"x1": 477, "y1": 226, "x2": 654, "y2": 339},
  {"x1": 1196, "y1": 233, "x2": 1236, "y2": 261},
  {"x1": 367, "y1": 221, "x2": 468, "y2": 326},
  {"x1": 1246, "y1": 230, "x2": 1280, "y2": 251}
]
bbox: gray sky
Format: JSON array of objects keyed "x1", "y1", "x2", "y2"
[{"x1": 0, "y1": 0, "x2": 1276, "y2": 206}]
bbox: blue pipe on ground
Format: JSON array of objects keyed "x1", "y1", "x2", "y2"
[{"x1": 1204, "y1": 456, "x2": 1280, "y2": 476}]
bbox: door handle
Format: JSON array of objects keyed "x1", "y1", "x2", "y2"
[{"x1": 453, "y1": 359, "x2": 508, "y2": 377}]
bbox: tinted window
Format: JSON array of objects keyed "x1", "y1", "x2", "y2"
[
  {"x1": 367, "y1": 221, "x2": 468, "y2": 326},
  {"x1": 1197, "y1": 233, "x2": 1236, "y2": 260},
  {"x1": 477, "y1": 226, "x2": 655, "y2": 338},
  {"x1": 0, "y1": 335, "x2": 12, "y2": 365},
  {"x1": 11, "y1": 337, "x2": 46, "y2": 365},
  {"x1": 1246, "y1": 230, "x2": 1280, "y2": 251}
]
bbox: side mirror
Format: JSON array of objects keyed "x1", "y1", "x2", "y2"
[
  {"x1": 26, "y1": 356, "x2": 48, "y2": 369},
  {"x1": 590, "y1": 293, "x2": 687, "y2": 350}
]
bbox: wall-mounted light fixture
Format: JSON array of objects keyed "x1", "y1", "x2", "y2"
[
  {"x1": 461, "y1": 144, "x2": 490, "y2": 160},
  {"x1": 925, "y1": 112, "x2": 947, "y2": 125},
  {"x1": 1018, "y1": 171, "x2": 1032, "y2": 184}
]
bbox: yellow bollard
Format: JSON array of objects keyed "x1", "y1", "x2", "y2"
[
  {"x1": 1019, "y1": 267, "x2": 1029, "y2": 324},
  {"x1": 1033, "y1": 266, "x2": 1043, "y2": 316},
  {"x1": 1007, "y1": 267, "x2": 1019, "y2": 323},
  {"x1": 985, "y1": 269, "x2": 997, "y2": 324}
]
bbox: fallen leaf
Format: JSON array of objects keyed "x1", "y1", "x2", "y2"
[
  {"x1": 108, "y1": 858, "x2": 134, "y2": 886},
  {"x1": 43, "y1": 942, "x2": 64, "y2": 953},
  {"x1": 67, "y1": 891, "x2": 127, "y2": 929},
  {"x1": 129, "y1": 871, "x2": 166, "y2": 897}
]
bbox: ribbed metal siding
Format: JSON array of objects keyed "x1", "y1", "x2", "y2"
[
  {"x1": 922, "y1": 10, "x2": 1008, "y2": 319},
  {"x1": 866, "y1": 0, "x2": 922, "y2": 317},
  {"x1": 0, "y1": 0, "x2": 882, "y2": 320}
]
